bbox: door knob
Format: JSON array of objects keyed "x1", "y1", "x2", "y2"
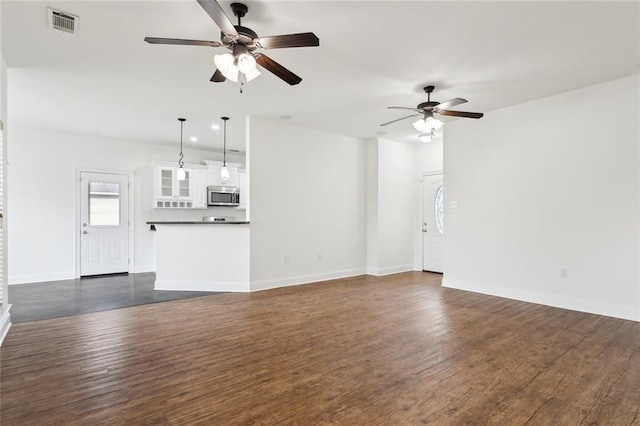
[
  {"x1": 82, "y1": 230, "x2": 88, "y2": 234},
  {"x1": 422, "y1": 229, "x2": 427, "y2": 233}
]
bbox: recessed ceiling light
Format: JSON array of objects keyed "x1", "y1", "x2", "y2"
[
  {"x1": 190, "y1": 136, "x2": 198, "y2": 142},
  {"x1": 211, "y1": 124, "x2": 220, "y2": 130}
]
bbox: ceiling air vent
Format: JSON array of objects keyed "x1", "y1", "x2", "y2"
[{"x1": 48, "y1": 8, "x2": 79, "y2": 35}]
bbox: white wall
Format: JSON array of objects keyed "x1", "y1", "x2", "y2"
[
  {"x1": 8, "y1": 125, "x2": 244, "y2": 284},
  {"x1": 1, "y1": 1, "x2": 13, "y2": 345},
  {"x1": 415, "y1": 137, "x2": 443, "y2": 175},
  {"x1": 443, "y1": 74, "x2": 640, "y2": 321},
  {"x1": 248, "y1": 117, "x2": 367, "y2": 290},
  {"x1": 366, "y1": 138, "x2": 379, "y2": 274},
  {"x1": 370, "y1": 138, "x2": 418, "y2": 275}
]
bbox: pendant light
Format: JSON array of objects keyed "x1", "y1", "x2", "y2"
[
  {"x1": 177, "y1": 118, "x2": 186, "y2": 181},
  {"x1": 220, "y1": 116, "x2": 230, "y2": 182}
]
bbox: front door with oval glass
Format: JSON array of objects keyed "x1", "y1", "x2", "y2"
[
  {"x1": 80, "y1": 172, "x2": 129, "y2": 276},
  {"x1": 422, "y1": 174, "x2": 444, "y2": 273}
]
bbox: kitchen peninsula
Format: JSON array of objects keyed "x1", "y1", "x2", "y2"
[{"x1": 148, "y1": 220, "x2": 250, "y2": 292}]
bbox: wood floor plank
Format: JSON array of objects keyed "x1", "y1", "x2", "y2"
[{"x1": 1, "y1": 272, "x2": 639, "y2": 424}]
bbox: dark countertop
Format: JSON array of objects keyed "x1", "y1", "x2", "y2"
[{"x1": 147, "y1": 221, "x2": 250, "y2": 225}]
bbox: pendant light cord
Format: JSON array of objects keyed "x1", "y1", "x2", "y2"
[
  {"x1": 178, "y1": 118, "x2": 185, "y2": 168},
  {"x1": 222, "y1": 116, "x2": 229, "y2": 167}
]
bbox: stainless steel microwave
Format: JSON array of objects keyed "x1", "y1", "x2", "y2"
[{"x1": 207, "y1": 185, "x2": 240, "y2": 206}]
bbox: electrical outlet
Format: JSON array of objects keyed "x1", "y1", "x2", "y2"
[
  {"x1": 284, "y1": 256, "x2": 290, "y2": 264},
  {"x1": 450, "y1": 201, "x2": 458, "y2": 209},
  {"x1": 560, "y1": 267, "x2": 567, "y2": 278}
]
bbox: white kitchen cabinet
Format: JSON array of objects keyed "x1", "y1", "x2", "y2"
[
  {"x1": 153, "y1": 165, "x2": 207, "y2": 209},
  {"x1": 237, "y1": 170, "x2": 247, "y2": 210},
  {"x1": 156, "y1": 166, "x2": 190, "y2": 198},
  {"x1": 190, "y1": 169, "x2": 207, "y2": 209}
]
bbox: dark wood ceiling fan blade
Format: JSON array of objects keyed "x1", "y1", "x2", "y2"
[
  {"x1": 144, "y1": 37, "x2": 222, "y2": 47},
  {"x1": 388, "y1": 106, "x2": 423, "y2": 113},
  {"x1": 196, "y1": 0, "x2": 238, "y2": 36},
  {"x1": 380, "y1": 114, "x2": 420, "y2": 127},
  {"x1": 255, "y1": 54, "x2": 302, "y2": 85},
  {"x1": 258, "y1": 32, "x2": 320, "y2": 49},
  {"x1": 210, "y1": 69, "x2": 226, "y2": 82},
  {"x1": 434, "y1": 97, "x2": 467, "y2": 111},
  {"x1": 439, "y1": 110, "x2": 484, "y2": 119}
]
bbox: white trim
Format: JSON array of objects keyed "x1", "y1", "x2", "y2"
[
  {"x1": 415, "y1": 177, "x2": 425, "y2": 271},
  {"x1": 418, "y1": 171, "x2": 444, "y2": 272},
  {"x1": 133, "y1": 264, "x2": 155, "y2": 274},
  {"x1": 75, "y1": 168, "x2": 134, "y2": 278},
  {"x1": 0, "y1": 304, "x2": 11, "y2": 346},
  {"x1": 154, "y1": 279, "x2": 250, "y2": 293},
  {"x1": 251, "y1": 267, "x2": 366, "y2": 292},
  {"x1": 442, "y1": 277, "x2": 640, "y2": 322},
  {"x1": 127, "y1": 171, "x2": 135, "y2": 274},
  {"x1": 9, "y1": 272, "x2": 76, "y2": 285},
  {"x1": 367, "y1": 264, "x2": 414, "y2": 277}
]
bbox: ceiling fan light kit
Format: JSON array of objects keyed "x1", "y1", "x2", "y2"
[
  {"x1": 412, "y1": 115, "x2": 443, "y2": 134},
  {"x1": 214, "y1": 45, "x2": 261, "y2": 84},
  {"x1": 145, "y1": 0, "x2": 319, "y2": 91}
]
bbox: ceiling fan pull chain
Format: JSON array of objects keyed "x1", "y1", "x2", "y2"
[{"x1": 239, "y1": 73, "x2": 245, "y2": 93}]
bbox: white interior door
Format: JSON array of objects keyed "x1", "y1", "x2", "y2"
[
  {"x1": 422, "y1": 174, "x2": 444, "y2": 273},
  {"x1": 80, "y1": 172, "x2": 129, "y2": 276}
]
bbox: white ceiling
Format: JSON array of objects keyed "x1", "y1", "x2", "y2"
[{"x1": 2, "y1": 1, "x2": 639, "y2": 153}]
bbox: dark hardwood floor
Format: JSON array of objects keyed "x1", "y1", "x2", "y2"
[
  {"x1": 1, "y1": 272, "x2": 639, "y2": 424},
  {"x1": 8, "y1": 273, "x2": 217, "y2": 323}
]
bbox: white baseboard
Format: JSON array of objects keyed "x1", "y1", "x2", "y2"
[
  {"x1": 442, "y1": 277, "x2": 639, "y2": 322},
  {"x1": 366, "y1": 264, "x2": 414, "y2": 277},
  {"x1": 10, "y1": 268, "x2": 155, "y2": 285},
  {"x1": 154, "y1": 279, "x2": 250, "y2": 293},
  {"x1": 251, "y1": 267, "x2": 367, "y2": 292},
  {"x1": 0, "y1": 304, "x2": 12, "y2": 346},
  {"x1": 9, "y1": 272, "x2": 76, "y2": 285},
  {"x1": 133, "y1": 265, "x2": 155, "y2": 274}
]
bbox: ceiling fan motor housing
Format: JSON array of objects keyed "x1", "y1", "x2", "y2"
[
  {"x1": 417, "y1": 101, "x2": 440, "y2": 110},
  {"x1": 221, "y1": 26, "x2": 259, "y2": 51},
  {"x1": 220, "y1": 3, "x2": 258, "y2": 51}
]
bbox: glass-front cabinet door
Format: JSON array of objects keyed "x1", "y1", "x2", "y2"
[
  {"x1": 156, "y1": 167, "x2": 191, "y2": 200},
  {"x1": 161, "y1": 169, "x2": 173, "y2": 197},
  {"x1": 178, "y1": 171, "x2": 190, "y2": 198}
]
